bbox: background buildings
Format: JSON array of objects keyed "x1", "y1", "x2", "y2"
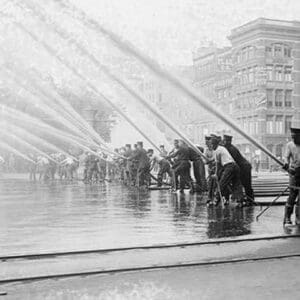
[
  {"x1": 193, "y1": 18, "x2": 300, "y2": 168},
  {"x1": 141, "y1": 18, "x2": 300, "y2": 169}
]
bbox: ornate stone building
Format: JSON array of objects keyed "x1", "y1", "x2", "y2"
[{"x1": 193, "y1": 18, "x2": 300, "y2": 168}]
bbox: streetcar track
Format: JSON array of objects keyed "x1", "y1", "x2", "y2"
[
  {"x1": 1, "y1": 253, "x2": 300, "y2": 284},
  {"x1": 1, "y1": 234, "x2": 299, "y2": 261}
]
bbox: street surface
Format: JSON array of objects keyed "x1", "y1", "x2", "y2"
[
  {"x1": 1, "y1": 173, "x2": 299, "y2": 300},
  {"x1": 0, "y1": 174, "x2": 292, "y2": 256}
]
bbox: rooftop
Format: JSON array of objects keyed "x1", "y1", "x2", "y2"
[{"x1": 229, "y1": 17, "x2": 300, "y2": 39}]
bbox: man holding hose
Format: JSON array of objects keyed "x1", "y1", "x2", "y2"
[{"x1": 283, "y1": 127, "x2": 300, "y2": 225}]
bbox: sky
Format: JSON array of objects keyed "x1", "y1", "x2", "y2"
[{"x1": 71, "y1": 0, "x2": 300, "y2": 65}]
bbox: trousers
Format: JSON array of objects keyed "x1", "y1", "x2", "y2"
[
  {"x1": 173, "y1": 160, "x2": 192, "y2": 190},
  {"x1": 218, "y1": 162, "x2": 243, "y2": 202},
  {"x1": 240, "y1": 163, "x2": 254, "y2": 200},
  {"x1": 193, "y1": 159, "x2": 207, "y2": 192},
  {"x1": 157, "y1": 160, "x2": 172, "y2": 187}
]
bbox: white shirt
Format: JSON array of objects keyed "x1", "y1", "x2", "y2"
[
  {"x1": 151, "y1": 154, "x2": 164, "y2": 164},
  {"x1": 214, "y1": 146, "x2": 234, "y2": 167},
  {"x1": 285, "y1": 141, "x2": 300, "y2": 168},
  {"x1": 62, "y1": 157, "x2": 74, "y2": 165}
]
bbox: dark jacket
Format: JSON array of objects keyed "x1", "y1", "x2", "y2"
[
  {"x1": 130, "y1": 148, "x2": 150, "y2": 168},
  {"x1": 225, "y1": 144, "x2": 250, "y2": 168}
]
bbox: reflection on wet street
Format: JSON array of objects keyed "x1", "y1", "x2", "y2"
[{"x1": 0, "y1": 177, "x2": 286, "y2": 256}]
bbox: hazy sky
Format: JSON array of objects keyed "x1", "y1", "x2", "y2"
[{"x1": 72, "y1": 0, "x2": 300, "y2": 65}]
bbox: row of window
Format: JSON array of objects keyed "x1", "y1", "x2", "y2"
[
  {"x1": 235, "y1": 64, "x2": 292, "y2": 85},
  {"x1": 235, "y1": 95, "x2": 259, "y2": 110},
  {"x1": 266, "y1": 89, "x2": 292, "y2": 107},
  {"x1": 235, "y1": 66, "x2": 259, "y2": 85},
  {"x1": 266, "y1": 44, "x2": 291, "y2": 58},
  {"x1": 237, "y1": 116, "x2": 259, "y2": 135},
  {"x1": 266, "y1": 115, "x2": 293, "y2": 134},
  {"x1": 216, "y1": 88, "x2": 232, "y2": 99},
  {"x1": 215, "y1": 78, "x2": 232, "y2": 89},
  {"x1": 236, "y1": 46, "x2": 256, "y2": 63},
  {"x1": 236, "y1": 43, "x2": 292, "y2": 64},
  {"x1": 266, "y1": 65, "x2": 292, "y2": 81}
]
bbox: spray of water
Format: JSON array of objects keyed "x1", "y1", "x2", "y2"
[
  {"x1": 1, "y1": 104, "x2": 122, "y2": 160},
  {"x1": 52, "y1": 0, "x2": 283, "y2": 166},
  {"x1": 0, "y1": 141, "x2": 35, "y2": 164},
  {"x1": 0, "y1": 128, "x2": 59, "y2": 163},
  {"x1": 0, "y1": 12, "x2": 122, "y2": 156},
  {"x1": 0, "y1": 64, "x2": 99, "y2": 143},
  {"x1": 2, "y1": 121, "x2": 77, "y2": 161},
  {"x1": 13, "y1": 1, "x2": 194, "y2": 154},
  {"x1": 1, "y1": 105, "x2": 96, "y2": 153}
]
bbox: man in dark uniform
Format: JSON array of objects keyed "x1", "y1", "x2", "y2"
[
  {"x1": 129, "y1": 141, "x2": 150, "y2": 188},
  {"x1": 168, "y1": 139, "x2": 180, "y2": 189},
  {"x1": 188, "y1": 145, "x2": 207, "y2": 193},
  {"x1": 223, "y1": 135, "x2": 254, "y2": 205},
  {"x1": 167, "y1": 140, "x2": 193, "y2": 193},
  {"x1": 283, "y1": 127, "x2": 300, "y2": 225}
]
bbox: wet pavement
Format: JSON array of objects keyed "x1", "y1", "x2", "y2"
[
  {"x1": 4, "y1": 257, "x2": 299, "y2": 300},
  {"x1": 0, "y1": 174, "x2": 291, "y2": 256}
]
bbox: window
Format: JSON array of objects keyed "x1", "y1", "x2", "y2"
[
  {"x1": 274, "y1": 45, "x2": 282, "y2": 57},
  {"x1": 267, "y1": 89, "x2": 273, "y2": 107},
  {"x1": 253, "y1": 116, "x2": 258, "y2": 134},
  {"x1": 266, "y1": 46, "x2": 272, "y2": 57},
  {"x1": 275, "y1": 144, "x2": 283, "y2": 158},
  {"x1": 249, "y1": 67, "x2": 254, "y2": 82},
  {"x1": 249, "y1": 118, "x2": 254, "y2": 134},
  {"x1": 242, "y1": 48, "x2": 247, "y2": 61},
  {"x1": 266, "y1": 65, "x2": 273, "y2": 80},
  {"x1": 285, "y1": 90, "x2": 292, "y2": 107},
  {"x1": 284, "y1": 47, "x2": 291, "y2": 58},
  {"x1": 275, "y1": 116, "x2": 283, "y2": 134},
  {"x1": 243, "y1": 69, "x2": 248, "y2": 84},
  {"x1": 248, "y1": 47, "x2": 255, "y2": 59},
  {"x1": 275, "y1": 66, "x2": 283, "y2": 81},
  {"x1": 265, "y1": 44, "x2": 291, "y2": 58},
  {"x1": 243, "y1": 118, "x2": 249, "y2": 132},
  {"x1": 275, "y1": 90, "x2": 283, "y2": 107},
  {"x1": 284, "y1": 66, "x2": 292, "y2": 81},
  {"x1": 266, "y1": 116, "x2": 274, "y2": 134},
  {"x1": 236, "y1": 70, "x2": 241, "y2": 84},
  {"x1": 285, "y1": 116, "x2": 293, "y2": 133}
]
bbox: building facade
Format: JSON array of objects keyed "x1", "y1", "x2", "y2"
[{"x1": 193, "y1": 18, "x2": 300, "y2": 168}]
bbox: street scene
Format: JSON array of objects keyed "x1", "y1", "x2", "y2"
[{"x1": 1, "y1": 0, "x2": 300, "y2": 299}]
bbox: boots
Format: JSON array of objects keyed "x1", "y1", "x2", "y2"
[
  {"x1": 283, "y1": 205, "x2": 293, "y2": 225},
  {"x1": 295, "y1": 205, "x2": 300, "y2": 225}
]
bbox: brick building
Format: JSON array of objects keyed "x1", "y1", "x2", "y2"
[{"x1": 193, "y1": 18, "x2": 300, "y2": 168}]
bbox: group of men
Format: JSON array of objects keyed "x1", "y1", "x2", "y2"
[
  {"x1": 115, "y1": 134, "x2": 255, "y2": 207},
  {"x1": 27, "y1": 153, "x2": 79, "y2": 181},
  {"x1": 0, "y1": 133, "x2": 257, "y2": 207}
]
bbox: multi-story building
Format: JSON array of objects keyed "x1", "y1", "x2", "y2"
[{"x1": 193, "y1": 18, "x2": 300, "y2": 168}]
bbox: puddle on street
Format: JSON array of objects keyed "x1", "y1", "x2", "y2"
[{"x1": 0, "y1": 178, "x2": 288, "y2": 255}]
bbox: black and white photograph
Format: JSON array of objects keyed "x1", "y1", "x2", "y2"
[{"x1": 1, "y1": 0, "x2": 300, "y2": 299}]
